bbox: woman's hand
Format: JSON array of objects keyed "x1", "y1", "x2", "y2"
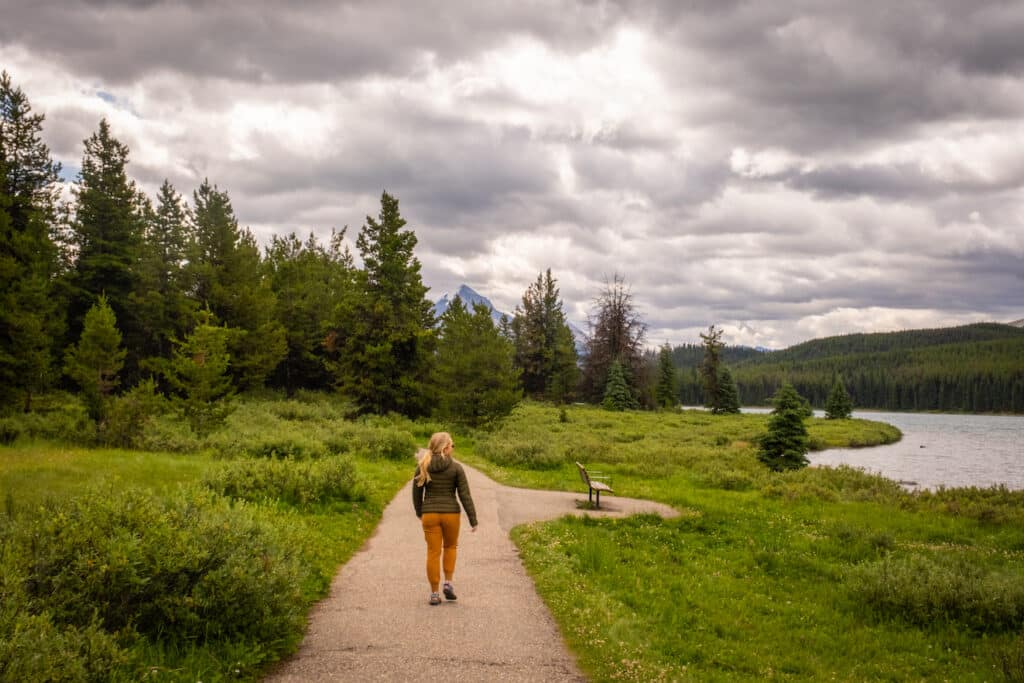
[{"x1": 471, "y1": 525, "x2": 478, "y2": 533}]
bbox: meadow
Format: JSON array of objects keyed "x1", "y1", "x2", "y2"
[{"x1": 3, "y1": 397, "x2": 1022, "y2": 681}]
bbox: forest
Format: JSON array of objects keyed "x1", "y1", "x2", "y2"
[{"x1": 675, "y1": 324, "x2": 1024, "y2": 413}]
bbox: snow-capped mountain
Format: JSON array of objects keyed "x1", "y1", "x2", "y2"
[{"x1": 433, "y1": 285, "x2": 508, "y2": 325}]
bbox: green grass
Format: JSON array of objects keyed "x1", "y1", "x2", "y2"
[{"x1": 472, "y1": 403, "x2": 1023, "y2": 682}]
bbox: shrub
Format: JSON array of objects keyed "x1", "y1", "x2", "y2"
[
  {"x1": 849, "y1": 554, "x2": 1024, "y2": 632},
  {"x1": 101, "y1": 378, "x2": 166, "y2": 448},
  {"x1": 360, "y1": 427, "x2": 418, "y2": 461},
  {"x1": 0, "y1": 417, "x2": 23, "y2": 445},
  {"x1": 134, "y1": 413, "x2": 201, "y2": 453},
  {"x1": 203, "y1": 456, "x2": 363, "y2": 506},
  {"x1": 11, "y1": 488, "x2": 306, "y2": 646}
]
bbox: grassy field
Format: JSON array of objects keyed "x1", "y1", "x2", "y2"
[
  {"x1": 462, "y1": 404, "x2": 1024, "y2": 682},
  {"x1": 4, "y1": 397, "x2": 1022, "y2": 681}
]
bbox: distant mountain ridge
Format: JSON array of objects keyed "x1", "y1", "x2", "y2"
[{"x1": 433, "y1": 285, "x2": 508, "y2": 325}]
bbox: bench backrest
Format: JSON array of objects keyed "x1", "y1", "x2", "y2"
[{"x1": 575, "y1": 461, "x2": 591, "y2": 487}]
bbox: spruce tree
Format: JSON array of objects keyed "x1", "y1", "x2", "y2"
[
  {"x1": 700, "y1": 324, "x2": 725, "y2": 412},
  {"x1": 602, "y1": 360, "x2": 638, "y2": 411},
  {"x1": 655, "y1": 343, "x2": 677, "y2": 408},
  {"x1": 160, "y1": 312, "x2": 234, "y2": 435},
  {"x1": 825, "y1": 375, "x2": 854, "y2": 419},
  {"x1": 63, "y1": 295, "x2": 126, "y2": 422},
  {"x1": 0, "y1": 71, "x2": 64, "y2": 411},
  {"x1": 330, "y1": 191, "x2": 435, "y2": 416},
  {"x1": 511, "y1": 269, "x2": 578, "y2": 402},
  {"x1": 716, "y1": 366, "x2": 741, "y2": 414},
  {"x1": 265, "y1": 229, "x2": 356, "y2": 394},
  {"x1": 435, "y1": 297, "x2": 520, "y2": 425},
  {"x1": 758, "y1": 383, "x2": 810, "y2": 471},
  {"x1": 186, "y1": 179, "x2": 285, "y2": 389},
  {"x1": 66, "y1": 119, "x2": 147, "y2": 380}
]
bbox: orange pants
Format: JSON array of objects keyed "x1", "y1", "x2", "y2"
[{"x1": 421, "y1": 512, "x2": 461, "y2": 592}]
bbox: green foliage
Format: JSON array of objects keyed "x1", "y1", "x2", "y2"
[
  {"x1": 715, "y1": 365, "x2": 741, "y2": 414},
  {"x1": 850, "y1": 554, "x2": 1024, "y2": 632},
  {"x1": 700, "y1": 323, "x2": 725, "y2": 411},
  {"x1": 475, "y1": 430, "x2": 563, "y2": 470},
  {"x1": 0, "y1": 71, "x2": 63, "y2": 412},
  {"x1": 510, "y1": 269, "x2": 579, "y2": 402},
  {"x1": 328, "y1": 191, "x2": 435, "y2": 416},
  {"x1": 435, "y1": 297, "x2": 521, "y2": 425},
  {"x1": 601, "y1": 360, "x2": 638, "y2": 411},
  {"x1": 203, "y1": 456, "x2": 363, "y2": 507},
  {"x1": 825, "y1": 374, "x2": 854, "y2": 419},
  {"x1": 160, "y1": 315, "x2": 235, "y2": 435},
  {"x1": 677, "y1": 323, "x2": 1024, "y2": 412},
  {"x1": 655, "y1": 343, "x2": 677, "y2": 408},
  {"x1": 62, "y1": 295, "x2": 125, "y2": 422},
  {"x1": 101, "y1": 377, "x2": 165, "y2": 448},
  {"x1": 759, "y1": 383, "x2": 810, "y2": 471},
  {"x1": 65, "y1": 119, "x2": 148, "y2": 383},
  {"x1": 8, "y1": 487, "x2": 305, "y2": 646}
]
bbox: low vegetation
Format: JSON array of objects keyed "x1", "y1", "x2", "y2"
[{"x1": 462, "y1": 403, "x2": 1024, "y2": 682}]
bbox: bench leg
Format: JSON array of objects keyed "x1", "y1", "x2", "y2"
[
  {"x1": 588, "y1": 488, "x2": 593, "y2": 505},
  {"x1": 595, "y1": 490, "x2": 601, "y2": 509}
]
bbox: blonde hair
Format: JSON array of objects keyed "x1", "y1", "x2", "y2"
[{"x1": 415, "y1": 432, "x2": 453, "y2": 486}]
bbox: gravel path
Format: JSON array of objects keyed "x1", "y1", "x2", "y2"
[{"x1": 264, "y1": 463, "x2": 678, "y2": 682}]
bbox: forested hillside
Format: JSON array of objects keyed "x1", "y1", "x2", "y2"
[{"x1": 677, "y1": 324, "x2": 1024, "y2": 413}]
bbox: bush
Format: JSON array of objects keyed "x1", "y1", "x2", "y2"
[
  {"x1": 134, "y1": 413, "x2": 201, "y2": 453},
  {"x1": 10, "y1": 487, "x2": 306, "y2": 646},
  {"x1": 849, "y1": 554, "x2": 1024, "y2": 632},
  {"x1": 203, "y1": 456, "x2": 363, "y2": 506},
  {"x1": 5, "y1": 395, "x2": 94, "y2": 444},
  {"x1": 101, "y1": 378, "x2": 166, "y2": 448},
  {"x1": 0, "y1": 417, "x2": 23, "y2": 445}
]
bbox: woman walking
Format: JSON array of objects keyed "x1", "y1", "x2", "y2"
[{"x1": 412, "y1": 432, "x2": 478, "y2": 605}]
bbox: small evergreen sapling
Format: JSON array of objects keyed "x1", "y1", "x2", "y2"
[
  {"x1": 655, "y1": 343, "x2": 677, "y2": 408},
  {"x1": 825, "y1": 375, "x2": 854, "y2": 419},
  {"x1": 602, "y1": 361, "x2": 638, "y2": 411},
  {"x1": 63, "y1": 295, "x2": 126, "y2": 422},
  {"x1": 715, "y1": 366, "x2": 741, "y2": 414},
  {"x1": 758, "y1": 383, "x2": 810, "y2": 471}
]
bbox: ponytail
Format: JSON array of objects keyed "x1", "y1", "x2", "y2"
[
  {"x1": 415, "y1": 448, "x2": 432, "y2": 486},
  {"x1": 415, "y1": 432, "x2": 453, "y2": 487}
]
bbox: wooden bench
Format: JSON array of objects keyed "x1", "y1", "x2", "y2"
[{"x1": 575, "y1": 462, "x2": 613, "y2": 509}]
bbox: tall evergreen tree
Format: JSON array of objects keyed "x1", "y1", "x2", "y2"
[
  {"x1": 581, "y1": 274, "x2": 647, "y2": 403},
  {"x1": 66, "y1": 119, "x2": 147, "y2": 380},
  {"x1": 265, "y1": 229, "x2": 355, "y2": 394},
  {"x1": 131, "y1": 180, "x2": 195, "y2": 367},
  {"x1": 700, "y1": 324, "x2": 725, "y2": 412},
  {"x1": 63, "y1": 295, "x2": 125, "y2": 422},
  {"x1": 655, "y1": 343, "x2": 677, "y2": 408},
  {"x1": 825, "y1": 374, "x2": 854, "y2": 419},
  {"x1": 186, "y1": 179, "x2": 285, "y2": 389},
  {"x1": 716, "y1": 366, "x2": 741, "y2": 414},
  {"x1": 758, "y1": 383, "x2": 810, "y2": 471},
  {"x1": 435, "y1": 297, "x2": 520, "y2": 425},
  {"x1": 511, "y1": 269, "x2": 579, "y2": 402},
  {"x1": 0, "y1": 71, "x2": 64, "y2": 411},
  {"x1": 328, "y1": 191, "x2": 435, "y2": 415}
]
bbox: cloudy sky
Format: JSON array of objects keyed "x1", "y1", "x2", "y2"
[{"x1": 3, "y1": 0, "x2": 1023, "y2": 348}]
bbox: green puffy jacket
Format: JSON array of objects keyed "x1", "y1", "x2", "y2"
[{"x1": 412, "y1": 454, "x2": 478, "y2": 527}]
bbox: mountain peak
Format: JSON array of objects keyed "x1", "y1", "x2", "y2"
[{"x1": 433, "y1": 284, "x2": 507, "y2": 325}]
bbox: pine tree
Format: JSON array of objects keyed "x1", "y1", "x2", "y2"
[
  {"x1": 825, "y1": 375, "x2": 854, "y2": 419},
  {"x1": 329, "y1": 191, "x2": 435, "y2": 416},
  {"x1": 66, "y1": 119, "x2": 147, "y2": 380},
  {"x1": 700, "y1": 324, "x2": 725, "y2": 412},
  {"x1": 435, "y1": 297, "x2": 521, "y2": 425},
  {"x1": 582, "y1": 274, "x2": 647, "y2": 403},
  {"x1": 758, "y1": 383, "x2": 810, "y2": 471},
  {"x1": 186, "y1": 179, "x2": 285, "y2": 389},
  {"x1": 716, "y1": 366, "x2": 741, "y2": 414},
  {"x1": 0, "y1": 71, "x2": 64, "y2": 411},
  {"x1": 160, "y1": 311, "x2": 234, "y2": 435},
  {"x1": 132, "y1": 180, "x2": 195, "y2": 367},
  {"x1": 265, "y1": 229, "x2": 356, "y2": 394},
  {"x1": 511, "y1": 269, "x2": 578, "y2": 402},
  {"x1": 63, "y1": 295, "x2": 126, "y2": 422},
  {"x1": 655, "y1": 343, "x2": 677, "y2": 408},
  {"x1": 602, "y1": 360, "x2": 638, "y2": 411}
]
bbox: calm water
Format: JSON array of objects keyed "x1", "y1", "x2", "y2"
[{"x1": 775, "y1": 410, "x2": 1024, "y2": 491}]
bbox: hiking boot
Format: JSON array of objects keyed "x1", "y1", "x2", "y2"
[
  {"x1": 429, "y1": 592, "x2": 442, "y2": 605},
  {"x1": 443, "y1": 583, "x2": 457, "y2": 601}
]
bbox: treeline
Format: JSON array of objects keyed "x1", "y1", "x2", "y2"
[
  {"x1": 1, "y1": 71, "x2": 601, "y2": 427},
  {"x1": 675, "y1": 326, "x2": 1024, "y2": 413}
]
